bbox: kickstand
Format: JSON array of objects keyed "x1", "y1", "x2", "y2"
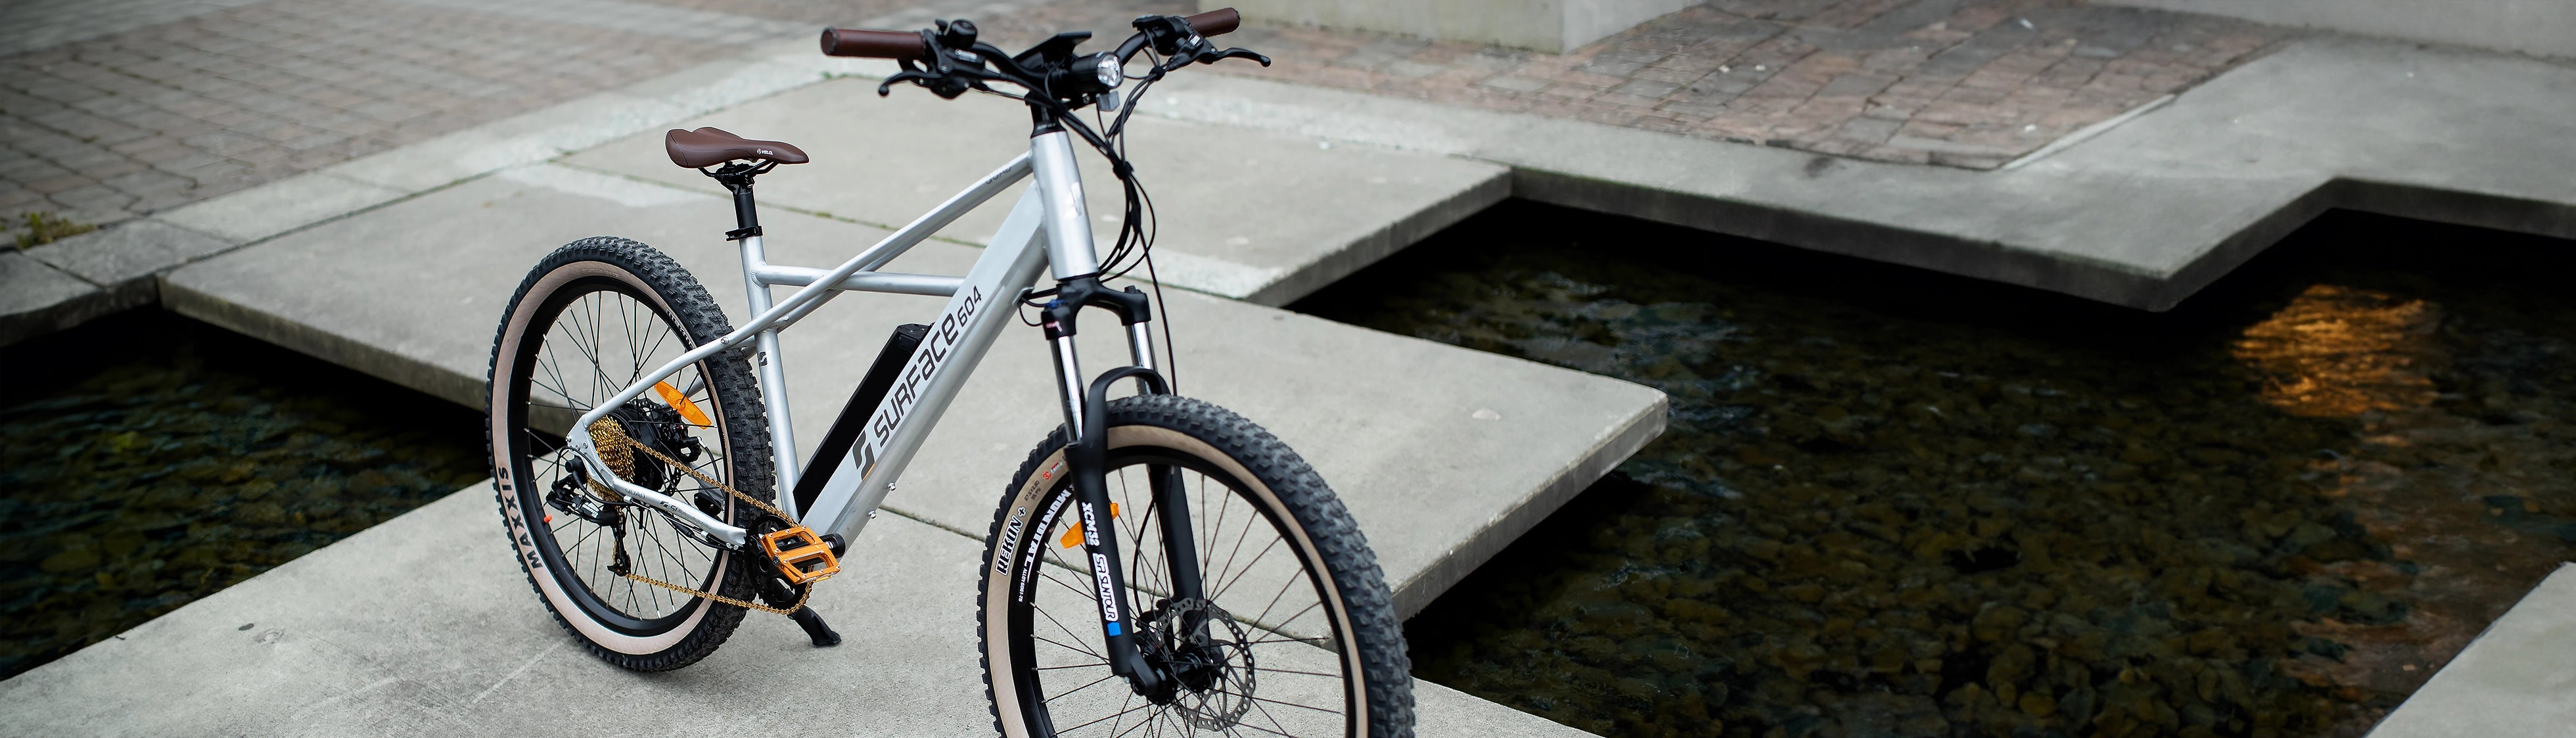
[
  {"x1": 790, "y1": 607, "x2": 842, "y2": 647},
  {"x1": 760, "y1": 576, "x2": 842, "y2": 647}
]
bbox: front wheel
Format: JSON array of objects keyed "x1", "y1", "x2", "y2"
[{"x1": 978, "y1": 394, "x2": 1414, "y2": 737}]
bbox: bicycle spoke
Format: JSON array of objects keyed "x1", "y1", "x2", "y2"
[
  {"x1": 1210, "y1": 537, "x2": 1281, "y2": 602},
  {"x1": 1042, "y1": 673, "x2": 1122, "y2": 705},
  {"x1": 1034, "y1": 634, "x2": 1106, "y2": 661}
]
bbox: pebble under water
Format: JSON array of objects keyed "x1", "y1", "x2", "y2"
[
  {"x1": 0, "y1": 311, "x2": 488, "y2": 680},
  {"x1": 1296, "y1": 206, "x2": 2576, "y2": 738}
]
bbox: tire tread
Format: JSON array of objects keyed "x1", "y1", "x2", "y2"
[{"x1": 484, "y1": 236, "x2": 774, "y2": 672}]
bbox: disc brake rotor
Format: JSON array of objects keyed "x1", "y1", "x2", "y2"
[{"x1": 1144, "y1": 597, "x2": 1256, "y2": 729}]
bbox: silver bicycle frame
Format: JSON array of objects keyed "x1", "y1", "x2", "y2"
[{"x1": 562, "y1": 130, "x2": 1130, "y2": 549}]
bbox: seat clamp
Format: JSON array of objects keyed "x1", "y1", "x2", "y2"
[{"x1": 726, "y1": 225, "x2": 762, "y2": 241}]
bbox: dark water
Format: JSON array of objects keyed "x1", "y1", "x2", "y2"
[
  {"x1": 1296, "y1": 206, "x2": 2576, "y2": 738},
  {"x1": 0, "y1": 311, "x2": 488, "y2": 680}
]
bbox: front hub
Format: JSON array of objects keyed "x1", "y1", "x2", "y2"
[{"x1": 1134, "y1": 598, "x2": 1255, "y2": 727}]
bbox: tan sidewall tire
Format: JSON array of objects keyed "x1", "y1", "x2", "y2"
[
  {"x1": 490, "y1": 260, "x2": 725, "y2": 655},
  {"x1": 982, "y1": 425, "x2": 1371, "y2": 737}
]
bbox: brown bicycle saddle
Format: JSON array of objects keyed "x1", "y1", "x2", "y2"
[{"x1": 664, "y1": 127, "x2": 810, "y2": 168}]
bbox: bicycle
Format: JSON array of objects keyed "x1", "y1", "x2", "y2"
[{"x1": 482, "y1": 9, "x2": 1413, "y2": 737}]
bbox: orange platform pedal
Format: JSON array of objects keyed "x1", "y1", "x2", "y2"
[{"x1": 761, "y1": 526, "x2": 841, "y2": 585}]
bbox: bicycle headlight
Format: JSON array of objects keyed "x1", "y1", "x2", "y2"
[{"x1": 1092, "y1": 53, "x2": 1122, "y2": 89}]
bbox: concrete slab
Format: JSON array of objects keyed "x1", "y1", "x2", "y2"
[
  {"x1": 0, "y1": 250, "x2": 108, "y2": 347},
  {"x1": 560, "y1": 77, "x2": 1509, "y2": 306},
  {"x1": 2368, "y1": 563, "x2": 2576, "y2": 737},
  {"x1": 156, "y1": 172, "x2": 409, "y2": 245},
  {"x1": 158, "y1": 162, "x2": 1666, "y2": 620},
  {"x1": 1134, "y1": 35, "x2": 2576, "y2": 310},
  {"x1": 23, "y1": 219, "x2": 231, "y2": 286},
  {"x1": 0, "y1": 483, "x2": 1590, "y2": 737}
]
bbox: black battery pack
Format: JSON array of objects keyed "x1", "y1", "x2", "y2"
[{"x1": 791, "y1": 323, "x2": 929, "y2": 515}]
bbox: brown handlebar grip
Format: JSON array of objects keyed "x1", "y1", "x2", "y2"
[
  {"x1": 819, "y1": 28, "x2": 926, "y2": 60},
  {"x1": 1183, "y1": 8, "x2": 1241, "y2": 35}
]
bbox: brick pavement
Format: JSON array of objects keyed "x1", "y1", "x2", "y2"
[
  {"x1": 0, "y1": 0, "x2": 837, "y2": 231},
  {"x1": 2, "y1": 0, "x2": 2295, "y2": 238},
  {"x1": 985, "y1": 0, "x2": 2297, "y2": 170}
]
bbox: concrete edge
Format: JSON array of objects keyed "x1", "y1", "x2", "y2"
[
  {"x1": 1521, "y1": 162, "x2": 2576, "y2": 312},
  {"x1": 0, "y1": 218, "x2": 251, "y2": 348},
  {"x1": 1507, "y1": 168, "x2": 2177, "y2": 306},
  {"x1": 1388, "y1": 392, "x2": 1669, "y2": 618},
  {"x1": 156, "y1": 275, "x2": 486, "y2": 410},
  {"x1": 1243, "y1": 168, "x2": 1513, "y2": 307},
  {"x1": 2000, "y1": 93, "x2": 2175, "y2": 171},
  {"x1": 2327, "y1": 177, "x2": 2576, "y2": 244},
  {"x1": 1152, "y1": 64, "x2": 2576, "y2": 313},
  {"x1": 2364, "y1": 561, "x2": 2576, "y2": 737},
  {"x1": 0, "y1": 264, "x2": 141, "y2": 348},
  {"x1": 2140, "y1": 177, "x2": 2576, "y2": 310}
]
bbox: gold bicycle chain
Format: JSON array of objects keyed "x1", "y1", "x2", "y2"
[{"x1": 587, "y1": 419, "x2": 814, "y2": 616}]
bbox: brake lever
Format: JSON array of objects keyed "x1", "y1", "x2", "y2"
[
  {"x1": 1205, "y1": 47, "x2": 1270, "y2": 66},
  {"x1": 878, "y1": 68, "x2": 936, "y2": 96}
]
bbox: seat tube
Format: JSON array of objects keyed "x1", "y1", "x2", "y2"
[
  {"x1": 1028, "y1": 130, "x2": 1100, "y2": 281},
  {"x1": 737, "y1": 234, "x2": 801, "y2": 507}
]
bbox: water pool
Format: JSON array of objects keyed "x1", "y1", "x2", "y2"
[
  {"x1": 0, "y1": 311, "x2": 487, "y2": 680},
  {"x1": 1299, "y1": 206, "x2": 2576, "y2": 738}
]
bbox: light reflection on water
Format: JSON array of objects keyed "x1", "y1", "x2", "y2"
[
  {"x1": 1299, "y1": 206, "x2": 2576, "y2": 738},
  {"x1": 2233, "y1": 285, "x2": 2443, "y2": 419}
]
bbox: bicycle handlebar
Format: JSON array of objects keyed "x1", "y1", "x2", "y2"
[
  {"x1": 821, "y1": 7, "x2": 1241, "y2": 61},
  {"x1": 1182, "y1": 8, "x2": 1239, "y2": 35},
  {"x1": 819, "y1": 28, "x2": 925, "y2": 60}
]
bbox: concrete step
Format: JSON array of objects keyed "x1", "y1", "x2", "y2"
[
  {"x1": 0, "y1": 154, "x2": 1663, "y2": 733},
  {"x1": 2366, "y1": 563, "x2": 2576, "y2": 738},
  {"x1": 153, "y1": 161, "x2": 1662, "y2": 620},
  {"x1": 560, "y1": 76, "x2": 1507, "y2": 306},
  {"x1": 1130, "y1": 36, "x2": 2576, "y2": 311},
  {"x1": 0, "y1": 483, "x2": 1589, "y2": 737},
  {"x1": 0, "y1": 22, "x2": 1659, "y2": 732}
]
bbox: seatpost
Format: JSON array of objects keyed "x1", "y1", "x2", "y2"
[
  {"x1": 707, "y1": 162, "x2": 770, "y2": 240},
  {"x1": 706, "y1": 161, "x2": 802, "y2": 507}
]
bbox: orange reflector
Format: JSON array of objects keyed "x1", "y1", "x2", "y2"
[
  {"x1": 1058, "y1": 503, "x2": 1118, "y2": 549},
  {"x1": 652, "y1": 381, "x2": 711, "y2": 426}
]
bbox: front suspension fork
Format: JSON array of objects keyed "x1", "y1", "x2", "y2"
[{"x1": 1041, "y1": 276, "x2": 1206, "y2": 697}]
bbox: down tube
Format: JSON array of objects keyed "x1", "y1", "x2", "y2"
[{"x1": 805, "y1": 188, "x2": 1051, "y2": 540}]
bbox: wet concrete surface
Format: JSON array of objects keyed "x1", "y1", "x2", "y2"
[
  {"x1": 1297, "y1": 205, "x2": 2576, "y2": 738},
  {"x1": 0, "y1": 311, "x2": 488, "y2": 680}
]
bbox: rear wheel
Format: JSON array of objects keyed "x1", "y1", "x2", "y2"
[
  {"x1": 979, "y1": 394, "x2": 1414, "y2": 737},
  {"x1": 485, "y1": 237, "x2": 773, "y2": 671}
]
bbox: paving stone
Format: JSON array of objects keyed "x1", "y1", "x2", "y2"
[{"x1": 0, "y1": 0, "x2": 766, "y2": 221}]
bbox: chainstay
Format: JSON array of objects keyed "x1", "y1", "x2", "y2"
[{"x1": 589, "y1": 421, "x2": 812, "y2": 616}]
